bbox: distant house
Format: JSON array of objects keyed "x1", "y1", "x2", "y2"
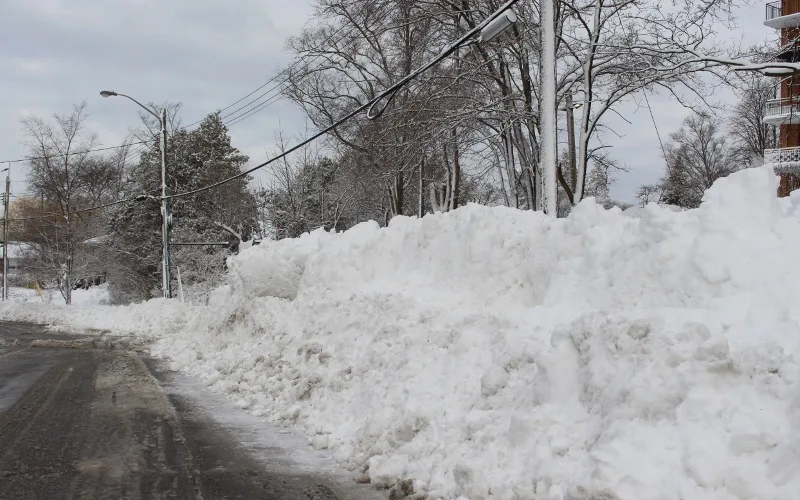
[{"x1": 0, "y1": 242, "x2": 32, "y2": 274}]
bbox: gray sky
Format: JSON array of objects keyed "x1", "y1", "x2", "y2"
[{"x1": 0, "y1": 0, "x2": 773, "y2": 205}]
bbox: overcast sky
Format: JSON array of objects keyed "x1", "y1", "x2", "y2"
[{"x1": 0, "y1": 0, "x2": 774, "y2": 205}]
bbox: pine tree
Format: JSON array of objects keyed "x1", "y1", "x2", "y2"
[
  {"x1": 106, "y1": 112, "x2": 258, "y2": 302},
  {"x1": 661, "y1": 147, "x2": 700, "y2": 208}
]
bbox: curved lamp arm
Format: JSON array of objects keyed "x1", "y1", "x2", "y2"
[{"x1": 100, "y1": 90, "x2": 160, "y2": 122}]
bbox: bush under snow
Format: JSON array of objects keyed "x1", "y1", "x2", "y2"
[{"x1": 3, "y1": 165, "x2": 800, "y2": 499}]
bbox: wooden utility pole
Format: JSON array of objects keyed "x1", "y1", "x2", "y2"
[
  {"x1": 541, "y1": 0, "x2": 557, "y2": 215},
  {"x1": 565, "y1": 93, "x2": 578, "y2": 193},
  {"x1": 3, "y1": 165, "x2": 10, "y2": 300}
]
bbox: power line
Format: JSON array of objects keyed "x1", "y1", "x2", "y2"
[
  {"x1": 0, "y1": 8, "x2": 381, "y2": 167},
  {"x1": 224, "y1": 93, "x2": 283, "y2": 127},
  {"x1": 0, "y1": 140, "x2": 148, "y2": 164},
  {"x1": 0, "y1": 192, "x2": 153, "y2": 222},
  {"x1": 220, "y1": 44, "x2": 362, "y2": 129},
  {"x1": 212, "y1": 6, "x2": 398, "y2": 130},
  {"x1": 1, "y1": 0, "x2": 519, "y2": 220},
  {"x1": 166, "y1": 0, "x2": 519, "y2": 201},
  {"x1": 182, "y1": 15, "x2": 364, "y2": 130},
  {"x1": 181, "y1": 77, "x2": 285, "y2": 131},
  {"x1": 643, "y1": 90, "x2": 668, "y2": 164},
  {"x1": 642, "y1": 89, "x2": 670, "y2": 204},
  {"x1": 220, "y1": 83, "x2": 284, "y2": 122}
]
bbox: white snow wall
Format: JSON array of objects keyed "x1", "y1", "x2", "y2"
[
  {"x1": 6, "y1": 165, "x2": 800, "y2": 499},
  {"x1": 227, "y1": 164, "x2": 800, "y2": 313}
]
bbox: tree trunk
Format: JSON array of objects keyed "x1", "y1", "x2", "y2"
[
  {"x1": 502, "y1": 129, "x2": 518, "y2": 208},
  {"x1": 566, "y1": 93, "x2": 577, "y2": 193},
  {"x1": 450, "y1": 128, "x2": 461, "y2": 211},
  {"x1": 388, "y1": 172, "x2": 404, "y2": 218},
  {"x1": 418, "y1": 156, "x2": 424, "y2": 217}
]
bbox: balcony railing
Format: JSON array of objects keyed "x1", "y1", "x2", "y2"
[
  {"x1": 767, "y1": 1, "x2": 782, "y2": 21},
  {"x1": 765, "y1": 0, "x2": 800, "y2": 28},
  {"x1": 765, "y1": 147, "x2": 800, "y2": 173},
  {"x1": 765, "y1": 97, "x2": 800, "y2": 121}
]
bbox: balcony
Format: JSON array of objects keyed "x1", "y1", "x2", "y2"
[
  {"x1": 764, "y1": 97, "x2": 800, "y2": 124},
  {"x1": 764, "y1": 146, "x2": 800, "y2": 174},
  {"x1": 776, "y1": 41, "x2": 800, "y2": 63},
  {"x1": 765, "y1": 1, "x2": 800, "y2": 29}
]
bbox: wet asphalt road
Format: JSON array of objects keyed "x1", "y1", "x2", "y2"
[{"x1": 0, "y1": 321, "x2": 384, "y2": 500}]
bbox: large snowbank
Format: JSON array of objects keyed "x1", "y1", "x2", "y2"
[
  {"x1": 9, "y1": 284, "x2": 111, "y2": 306},
  {"x1": 3, "y1": 166, "x2": 800, "y2": 499},
  {"x1": 1, "y1": 286, "x2": 196, "y2": 335}
]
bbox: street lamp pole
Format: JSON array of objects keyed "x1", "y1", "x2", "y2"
[
  {"x1": 158, "y1": 107, "x2": 172, "y2": 298},
  {"x1": 541, "y1": 0, "x2": 557, "y2": 216},
  {"x1": 2, "y1": 165, "x2": 9, "y2": 301},
  {"x1": 101, "y1": 90, "x2": 172, "y2": 298}
]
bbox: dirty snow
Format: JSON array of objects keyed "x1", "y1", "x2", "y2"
[{"x1": 2, "y1": 165, "x2": 800, "y2": 500}]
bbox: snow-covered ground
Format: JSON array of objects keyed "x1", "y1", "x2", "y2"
[
  {"x1": 2, "y1": 165, "x2": 800, "y2": 499},
  {"x1": 8, "y1": 284, "x2": 111, "y2": 306}
]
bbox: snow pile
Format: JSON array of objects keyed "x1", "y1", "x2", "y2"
[
  {"x1": 621, "y1": 203, "x2": 682, "y2": 218},
  {"x1": 72, "y1": 285, "x2": 112, "y2": 305},
  {"x1": 0, "y1": 291, "x2": 196, "y2": 335},
  {"x1": 227, "y1": 229, "x2": 332, "y2": 300},
  {"x1": 144, "y1": 166, "x2": 800, "y2": 499},
  {"x1": 4, "y1": 166, "x2": 800, "y2": 499},
  {"x1": 7, "y1": 284, "x2": 111, "y2": 306}
]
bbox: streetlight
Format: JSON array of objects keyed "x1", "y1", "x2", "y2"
[
  {"x1": 101, "y1": 90, "x2": 172, "y2": 298},
  {"x1": 1, "y1": 165, "x2": 8, "y2": 301},
  {"x1": 479, "y1": 10, "x2": 518, "y2": 43},
  {"x1": 541, "y1": 0, "x2": 557, "y2": 215}
]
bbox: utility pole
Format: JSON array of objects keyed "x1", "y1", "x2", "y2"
[
  {"x1": 565, "y1": 93, "x2": 577, "y2": 194},
  {"x1": 160, "y1": 108, "x2": 172, "y2": 298},
  {"x1": 176, "y1": 266, "x2": 185, "y2": 303},
  {"x1": 418, "y1": 156, "x2": 424, "y2": 218},
  {"x1": 3, "y1": 165, "x2": 10, "y2": 301},
  {"x1": 541, "y1": 0, "x2": 557, "y2": 216},
  {"x1": 101, "y1": 90, "x2": 172, "y2": 298}
]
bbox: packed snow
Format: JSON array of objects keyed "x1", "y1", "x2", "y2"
[
  {"x1": 2, "y1": 165, "x2": 800, "y2": 499},
  {"x1": 8, "y1": 284, "x2": 111, "y2": 306}
]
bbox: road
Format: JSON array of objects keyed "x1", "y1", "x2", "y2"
[{"x1": 0, "y1": 321, "x2": 385, "y2": 500}]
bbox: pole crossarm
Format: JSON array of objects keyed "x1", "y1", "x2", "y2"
[{"x1": 171, "y1": 242, "x2": 230, "y2": 246}]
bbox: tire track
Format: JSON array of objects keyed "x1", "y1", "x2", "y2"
[
  {"x1": 0, "y1": 352, "x2": 95, "y2": 499},
  {"x1": 66, "y1": 352, "x2": 202, "y2": 500}
]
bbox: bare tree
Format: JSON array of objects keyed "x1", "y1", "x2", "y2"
[
  {"x1": 636, "y1": 184, "x2": 662, "y2": 207},
  {"x1": 281, "y1": 0, "x2": 511, "y2": 219},
  {"x1": 661, "y1": 113, "x2": 739, "y2": 208},
  {"x1": 21, "y1": 102, "x2": 125, "y2": 304},
  {"x1": 552, "y1": 0, "x2": 747, "y2": 206},
  {"x1": 730, "y1": 75, "x2": 777, "y2": 165},
  {"x1": 277, "y1": 0, "x2": 749, "y2": 222}
]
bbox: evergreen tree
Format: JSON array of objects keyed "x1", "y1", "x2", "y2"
[
  {"x1": 660, "y1": 152, "x2": 696, "y2": 208},
  {"x1": 106, "y1": 112, "x2": 257, "y2": 302},
  {"x1": 268, "y1": 156, "x2": 351, "y2": 239}
]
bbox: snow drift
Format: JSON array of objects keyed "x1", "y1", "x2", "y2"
[
  {"x1": 1, "y1": 291, "x2": 196, "y2": 335},
  {"x1": 4, "y1": 165, "x2": 800, "y2": 499}
]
